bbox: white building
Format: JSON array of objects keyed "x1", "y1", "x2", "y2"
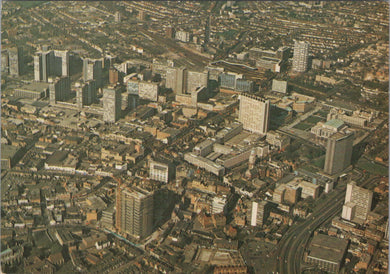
[
  {"x1": 149, "y1": 159, "x2": 174, "y2": 183},
  {"x1": 212, "y1": 196, "x2": 226, "y2": 214},
  {"x1": 311, "y1": 119, "x2": 347, "y2": 139},
  {"x1": 139, "y1": 81, "x2": 159, "y2": 101},
  {"x1": 298, "y1": 180, "x2": 320, "y2": 199},
  {"x1": 175, "y1": 30, "x2": 190, "y2": 43},
  {"x1": 341, "y1": 181, "x2": 373, "y2": 222},
  {"x1": 239, "y1": 94, "x2": 270, "y2": 135},
  {"x1": 292, "y1": 40, "x2": 309, "y2": 72}
]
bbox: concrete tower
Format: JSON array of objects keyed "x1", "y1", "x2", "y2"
[
  {"x1": 324, "y1": 131, "x2": 354, "y2": 175},
  {"x1": 116, "y1": 186, "x2": 154, "y2": 239},
  {"x1": 292, "y1": 40, "x2": 309, "y2": 72},
  {"x1": 238, "y1": 94, "x2": 270, "y2": 135},
  {"x1": 103, "y1": 87, "x2": 122, "y2": 123}
]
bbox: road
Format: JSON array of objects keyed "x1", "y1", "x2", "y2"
[
  {"x1": 275, "y1": 173, "x2": 380, "y2": 274},
  {"x1": 276, "y1": 187, "x2": 346, "y2": 274}
]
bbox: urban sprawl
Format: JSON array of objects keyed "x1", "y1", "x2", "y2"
[{"x1": 0, "y1": 1, "x2": 389, "y2": 273}]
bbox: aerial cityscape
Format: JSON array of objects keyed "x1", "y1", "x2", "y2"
[{"x1": 0, "y1": 1, "x2": 389, "y2": 273}]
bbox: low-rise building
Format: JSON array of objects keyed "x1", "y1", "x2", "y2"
[
  {"x1": 327, "y1": 108, "x2": 376, "y2": 128},
  {"x1": 266, "y1": 131, "x2": 290, "y2": 149},
  {"x1": 311, "y1": 119, "x2": 347, "y2": 139},
  {"x1": 149, "y1": 159, "x2": 175, "y2": 183},
  {"x1": 305, "y1": 234, "x2": 349, "y2": 273},
  {"x1": 14, "y1": 82, "x2": 49, "y2": 99},
  {"x1": 184, "y1": 153, "x2": 225, "y2": 176}
]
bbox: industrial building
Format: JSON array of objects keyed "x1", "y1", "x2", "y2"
[{"x1": 305, "y1": 234, "x2": 349, "y2": 273}]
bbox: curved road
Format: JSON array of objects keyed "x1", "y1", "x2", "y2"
[{"x1": 276, "y1": 174, "x2": 380, "y2": 274}]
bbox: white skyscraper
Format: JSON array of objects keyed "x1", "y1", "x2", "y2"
[
  {"x1": 341, "y1": 181, "x2": 373, "y2": 222},
  {"x1": 238, "y1": 94, "x2": 270, "y2": 135},
  {"x1": 292, "y1": 40, "x2": 309, "y2": 72}
]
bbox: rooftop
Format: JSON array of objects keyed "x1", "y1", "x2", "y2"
[
  {"x1": 1, "y1": 144, "x2": 20, "y2": 160},
  {"x1": 46, "y1": 151, "x2": 69, "y2": 165},
  {"x1": 15, "y1": 82, "x2": 50, "y2": 92},
  {"x1": 307, "y1": 234, "x2": 349, "y2": 264},
  {"x1": 324, "y1": 119, "x2": 345, "y2": 129}
]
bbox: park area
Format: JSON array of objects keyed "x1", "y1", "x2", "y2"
[{"x1": 293, "y1": 111, "x2": 326, "y2": 131}]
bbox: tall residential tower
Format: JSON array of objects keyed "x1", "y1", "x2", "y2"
[
  {"x1": 76, "y1": 80, "x2": 97, "y2": 109},
  {"x1": 342, "y1": 181, "x2": 373, "y2": 222},
  {"x1": 292, "y1": 40, "x2": 309, "y2": 72},
  {"x1": 116, "y1": 186, "x2": 154, "y2": 239}
]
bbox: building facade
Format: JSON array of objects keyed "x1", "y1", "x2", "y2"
[
  {"x1": 76, "y1": 80, "x2": 97, "y2": 109},
  {"x1": 292, "y1": 41, "x2": 309, "y2": 72},
  {"x1": 239, "y1": 94, "x2": 270, "y2": 135},
  {"x1": 83, "y1": 58, "x2": 103, "y2": 88},
  {"x1": 103, "y1": 87, "x2": 122, "y2": 123},
  {"x1": 49, "y1": 76, "x2": 71, "y2": 104},
  {"x1": 34, "y1": 49, "x2": 69, "y2": 82},
  {"x1": 139, "y1": 81, "x2": 159, "y2": 101},
  {"x1": 250, "y1": 200, "x2": 272, "y2": 226},
  {"x1": 342, "y1": 181, "x2": 373, "y2": 222},
  {"x1": 116, "y1": 186, "x2": 154, "y2": 239},
  {"x1": 175, "y1": 30, "x2": 190, "y2": 42},
  {"x1": 149, "y1": 159, "x2": 174, "y2": 183},
  {"x1": 187, "y1": 70, "x2": 208, "y2": 94},
  {"x1": 8, "y1": 47, "x2": 22, "y2": 76},
  {"x1": 166, "y1": 67, "x2": 187, "y2": 95},
  {"x1": 324, "y1": 131, "x2": 354, "y2": 175},
  {"x1": 272, "y1": 79, "x2": 288, "y2": 94}
]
